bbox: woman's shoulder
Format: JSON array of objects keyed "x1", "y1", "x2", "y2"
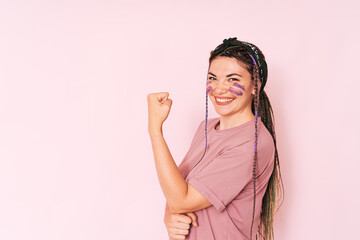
[
  {"x1": 258, "y1": 120, "x2": 275, "y2": 156},
  {"x1": 199, "y1": 117, "x2": 219, "y2": 125},
  {"x1": 259, "y1": 120, "x2": 274, "y2": 144}
]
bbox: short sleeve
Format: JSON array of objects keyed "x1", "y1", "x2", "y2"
[{"x1": 187, "y1": 143, "x2": 254, "y2": 212}]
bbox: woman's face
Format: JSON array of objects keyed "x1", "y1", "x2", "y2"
[{"x1": 207, "y1": 56, "x2": 258, "y2": 118}]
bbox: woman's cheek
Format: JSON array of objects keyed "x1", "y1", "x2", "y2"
[
  {"x1": 232, "y1": 82, "x2": 245, "y2": 91},
  {"x1": 229, "y1": 87, "x2": 243, "y2": 96},
  {"x1": 206, "y1": 80, "x2": 214, "y2": 94},
  {"x1": 228, "y1": 82, "x2": 246, "y2": 96}
]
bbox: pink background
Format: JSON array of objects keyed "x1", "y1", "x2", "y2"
[{"x1": 1, "y1": 0, "x2": 359, "y2": 239}]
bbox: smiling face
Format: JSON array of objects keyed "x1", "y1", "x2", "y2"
[{"x1": 207, "y1": 56, "x2": 259, "y2": 119}]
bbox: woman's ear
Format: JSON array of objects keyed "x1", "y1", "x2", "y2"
[{"x1": 251, "y1": 82, "x2": 262, "y2": 95}]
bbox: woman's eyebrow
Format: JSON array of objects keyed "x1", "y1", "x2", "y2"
[
  {"x1": 208, "y1": 72, "x2": 243, "y2": 78},
  {"x1": 226, "y1": 73, "x2": 243, "y2": 78}
]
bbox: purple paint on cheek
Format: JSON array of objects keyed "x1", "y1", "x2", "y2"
[
  {"x1": 232, "y1": 82, "x2": 245, "y2": 91},
  {"x1": 206, "y1": 80, "x2": 212, "y2": 85},
  {"x1": 229, "y1": 87, "x2": 243, "y2": 96},
  {"x1": 206, "y1": 86, "x2": 213, "y2": 94}
]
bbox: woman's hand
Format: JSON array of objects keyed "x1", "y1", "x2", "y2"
[
  {"x1": 164, "y1": 212, "x2": 198, "y2": 240},
  {"x1": 147, "y1": 92, "x2": 173, "y2": 134},
  {"x1": 164, "y1": 202, "x2": 198, "y2": 240}
]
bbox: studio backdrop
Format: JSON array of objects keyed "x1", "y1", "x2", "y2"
[{"x1": 0, "y1": 0, "x2": 359, "y2": 239}]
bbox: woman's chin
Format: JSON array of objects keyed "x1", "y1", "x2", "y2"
[{"x1": 214, "y1": 109, "x2": 234, "y2": 117}]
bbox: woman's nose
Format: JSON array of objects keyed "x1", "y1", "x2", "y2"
[{"x1": 212, "y1": 81, "x2": 229, "y2": 94}]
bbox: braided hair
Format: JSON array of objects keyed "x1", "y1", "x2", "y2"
[{"x1": 205, "y1": 37, "x2": 284, "y2": 240}]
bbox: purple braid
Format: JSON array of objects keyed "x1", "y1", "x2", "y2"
[
  {"x1": 205, "y1": 83, "x2": 209, "y2": 150},
  {"x1": 250, "y1": 54, "x2": 260, "y2": 240}
]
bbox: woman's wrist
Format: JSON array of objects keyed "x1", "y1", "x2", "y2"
[
  {"x1": 148, "y1": 125, "x2": 163, "y2": 138},
  {"x1": 164, "y1": 203, "x2": 170, "y2": 224}
]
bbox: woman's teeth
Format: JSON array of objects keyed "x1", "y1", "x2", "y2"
[{"x1": 216, "y1": 98, "x2": 234, "y2": 103}]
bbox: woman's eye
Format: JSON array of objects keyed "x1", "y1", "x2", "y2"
[
  {"x1": 208, "y1": 77, "x2": 216, "y2": 80},
  {"x1": 229, "y1": 78, "x2": 239, "y2": 82}
]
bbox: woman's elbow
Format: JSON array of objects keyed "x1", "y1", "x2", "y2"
[{"x1": 168, "y1": 202, "x2": 189, "y2": 214}]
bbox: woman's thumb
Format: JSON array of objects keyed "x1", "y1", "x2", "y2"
[
  {"x1": 186, "y1": 212, "x2": 198, "y2": 227},
  {"x1": 164, "y1": 98, "x2": 172, "y2": 107}
]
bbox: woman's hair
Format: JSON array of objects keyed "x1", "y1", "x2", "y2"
[{"x1": 207, "y1": 38, "x2": 284, "y2": 240}]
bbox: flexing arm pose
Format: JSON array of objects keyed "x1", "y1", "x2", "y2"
[{"x1": 147, "y1": 92, "x2": 206, "y2": 238}]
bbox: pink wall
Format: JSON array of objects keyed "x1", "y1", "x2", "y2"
[{"x1": 1, "y1": 0, "x2": 359, "y2": 239}]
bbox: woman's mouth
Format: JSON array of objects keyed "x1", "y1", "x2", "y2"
[{"x1": 215, "y1": 97, "x2": 235, "y2": 105}]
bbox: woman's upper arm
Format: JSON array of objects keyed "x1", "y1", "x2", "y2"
[
  {"x1": 169, "y1": 184, "x2": 212, "y2": 214},
  {"x1": 176, "y1": 144, "x2": 254, "y2": 213}
]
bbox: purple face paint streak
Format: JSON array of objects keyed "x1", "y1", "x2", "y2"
[
  {"x1": 229, "y1": 87, "x2": 243, "y2": 96},
  {"x1": 206, "y1": 86, "x2": 213, "y2": 94},
  {"x1": 206, "y1": 80, "x2": 212, "y2": 85},
  {"x1": 232, "y1": 82, "x2": 245, "y2": 91}
]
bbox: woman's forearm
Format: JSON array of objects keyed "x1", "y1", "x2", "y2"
[
  {"x1": 164, "y1": 202, "x2": 170, "y2": 224},
  {"x1": 149, "y1": 130, "x2": 188, "y2": 212}
]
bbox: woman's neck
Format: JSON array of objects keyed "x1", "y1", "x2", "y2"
[{"x1": 217, "y1": 112, "x2": 255, "y2": 130}]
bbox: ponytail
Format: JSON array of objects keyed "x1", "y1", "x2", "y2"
[{"x1": 253, "y1": 90, "x2": 285, "y2": 240}]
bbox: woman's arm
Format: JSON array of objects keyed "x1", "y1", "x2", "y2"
[
  {"x1": 147, "y1": 92, "x2": 212, "y2": 213},
  {"x1": 149, "y1": 131, "x2": 212, "y2": 213}
]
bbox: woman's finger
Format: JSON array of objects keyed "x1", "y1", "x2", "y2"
[
  {"x1": 186, "y1": 212, "x2": 198, "y2": 227},
  {"x1": 169, "y1": 233, "x2": 186, "y2": 240},
  {"x1": 153, "y1": 92, "x2": 169, "y2": 103},
  {"x1": 171, "y1": 214, "x2": 191, "y2": 224},
  {"x1": 168, "y1": 221, "x2": 190, "y2": 230},
  {"x1": 147, "y1": 92, "x2": 169, "y2": 103},
  {"x1": 164, "y1": 98, "x2": 172, "y2": 107},
  {"x1": 169, "y1": 227, "x2": 189, "y2": 235}
]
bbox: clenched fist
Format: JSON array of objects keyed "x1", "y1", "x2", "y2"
[{"x1": 147, "y1": 92, "x2": 173, "y2": 134}]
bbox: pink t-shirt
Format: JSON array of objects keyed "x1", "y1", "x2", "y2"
[{"x1": 176, "y1": 117, "x2": 275, "y2": 240}]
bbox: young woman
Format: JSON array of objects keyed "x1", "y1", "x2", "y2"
[{"x1": 147, "y1": 37, "x2": 284, "y2": 240}]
